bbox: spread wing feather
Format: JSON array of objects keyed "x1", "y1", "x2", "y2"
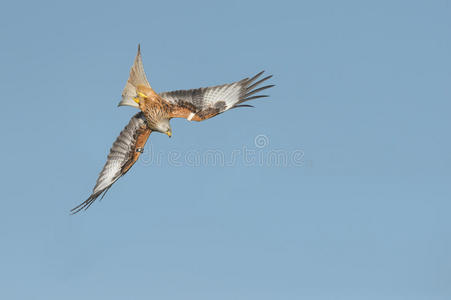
[
  {"x1": 160, "y1": 71, "x2": 274, "y2": 121},
  {"x1": 71, "y1": 113, "x2": 151, "y2": 214}
]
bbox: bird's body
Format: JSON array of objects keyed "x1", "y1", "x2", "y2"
[
  {"x1": 71, "y1": 46, "x2": 274, "y2": 213},
  {"x1": 137, "y1": 87, "x2": 172, "y2": 134}
]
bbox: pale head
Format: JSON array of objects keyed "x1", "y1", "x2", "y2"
[{"x1": 154, "y1": 118, "x2": 172, "y2": 137}]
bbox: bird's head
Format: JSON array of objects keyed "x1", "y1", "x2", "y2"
[{"x1": 155, "y1": 119, "x2": 172, "y2": 138}]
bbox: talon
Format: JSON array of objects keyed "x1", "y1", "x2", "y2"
[{"x1": 133, "y1": 92, "x2": 147, "y2": 104}]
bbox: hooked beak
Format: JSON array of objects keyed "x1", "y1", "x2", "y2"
[{"x1": 166, "y1": 130, "x2": 172, "y2": 138}]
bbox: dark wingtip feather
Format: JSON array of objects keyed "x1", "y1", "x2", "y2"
[
  {"x1": 246, "y1": 71, "x2": 265, "y2": 84},
  {"x1": 70, "y1": 196, "x2": 96, "y2": 215},
  {"x1": 236, "y1": 72, "x2": 274, "y2": 106},
  {"x1": 70, "y1": 189, "x2": 106, "y2": 215},
  {"x1": 231, "y1": 104, "x2": 255, "y2": 109},
  {"x1": 246, "y1": 75, "x2": 273, "y2": 91},
  {"x1": 71, "y1": 176, "x2": 120, "y2": 214},
  {"x1": 243, "y1": 94, "x2": 269, "y2": 102},
  {"x1": 245, "y1": 84, "x2": 275, "y2": 98}
]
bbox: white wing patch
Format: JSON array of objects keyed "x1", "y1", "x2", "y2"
[{"x1": 187, "y1": 112, "x2": 195, "y2": 121}]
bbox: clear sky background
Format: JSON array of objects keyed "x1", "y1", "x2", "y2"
[{"x1": 1, "y1": 0, "x2": 450, "y2": 299}]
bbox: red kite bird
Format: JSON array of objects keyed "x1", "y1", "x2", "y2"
[{"x1": 71, "y1": 46, "x2": 274, "y2": 213}]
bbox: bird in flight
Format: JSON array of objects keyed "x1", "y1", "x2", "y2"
[{"x1": 71, "y1": 45, "x2": 274, "y2": 214}]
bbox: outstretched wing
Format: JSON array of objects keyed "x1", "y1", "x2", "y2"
[
  {"x1": 160, "y1": 71, "x2": 274, "y2": 121},
  {"x1": 72, "y1": 113, "x2": 151, "y2": 214}
]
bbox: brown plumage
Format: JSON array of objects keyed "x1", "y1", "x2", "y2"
[{"x1": 71, "y1": 45, "x2": 274, "y2": 213}]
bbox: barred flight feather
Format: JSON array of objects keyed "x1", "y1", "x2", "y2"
[
  {"x1": 160, "y1": 71, "x2": 274, "y2": 121},
  {"x1": 71, "y1": 113, "x2": 150, "y2": 214}
]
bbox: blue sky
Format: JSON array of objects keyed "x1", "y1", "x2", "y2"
[{"x1": 1, "y1": 0, "x2": 450, "y2": 299}]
